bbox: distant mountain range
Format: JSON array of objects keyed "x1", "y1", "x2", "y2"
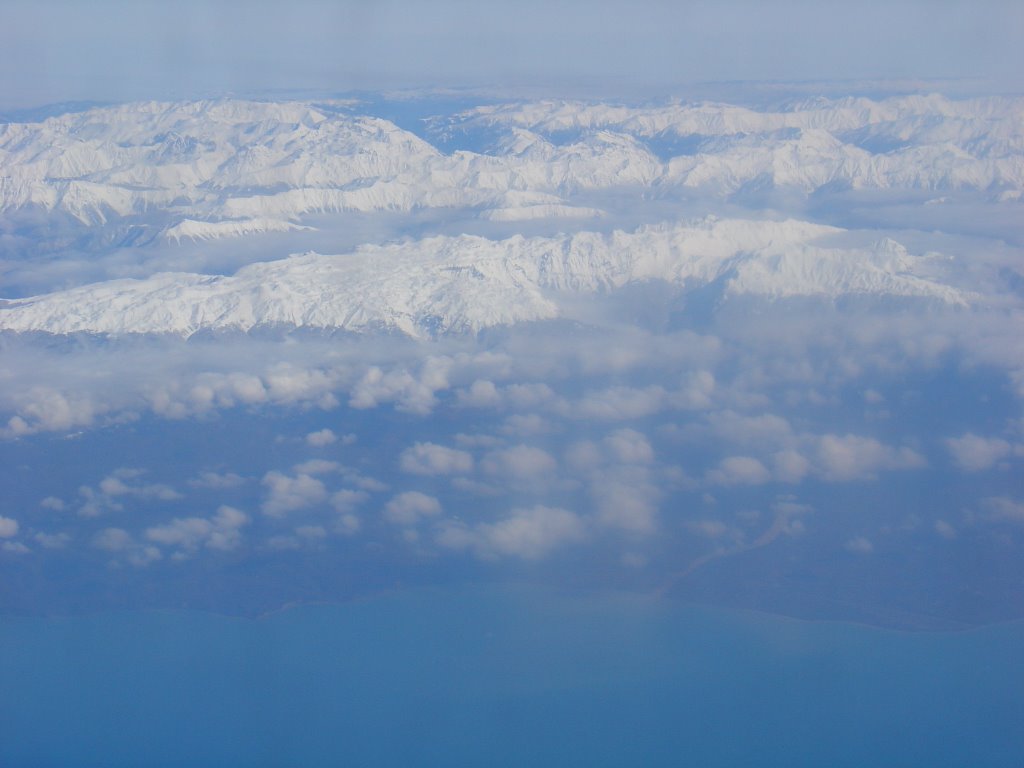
[{"x1": 0, "y1": 95, "x2": 1018, "y2": 337}]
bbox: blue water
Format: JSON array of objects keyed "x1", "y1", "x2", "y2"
[{"x1": 1, "y1": 585, "x2": 1021, "y2": 767}]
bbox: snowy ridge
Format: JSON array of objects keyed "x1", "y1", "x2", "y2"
[
  {"x1": 444, "y1": 95, "x2": 1024, "y2": 154},
  {"x1": 0, "y1": 218, "x2": 968, "y2": 338},
  {"x1": 163, "y1": 217, "x2": 312, "y2": 242},
  {"x1": 2, "y1": 96, "x2": 1021, "y2": 242}
]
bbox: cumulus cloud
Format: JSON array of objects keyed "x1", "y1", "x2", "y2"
[
  {"x1": 984, "y1": 496, "x2": 1024, "y2": 524},
  {"x1": 34, "y1": 531, "x2": 71, "y2": 549},
  {"x1": 4, "y1": 387, "x2": 99, "y2": 437},
  {"x1": 845, "y1": 536, "x2": 875, "y2": 555},
  {"x1": 261, "y1": 470, "x2": 327, "y2": 517},
  {"x1": 772, "y1": 449, "x2": 810, "y2": 483},
  {"x1": 146, "y1": 505, "x2": 250, "y2": 554},
  {"x1": 500, "y1": 413, "x2": 554, "y2": 437},
  {"x1": 399, "y1": 442, "x2": 474, "y2": 476},
  {"x1": 708, "y1": 410, "x2": 793, "y2": 448},
  {"x1": 349, "y1": 362, "x2": 449, "y2": 415},
  {"x1": 336, "y1": 513, "x2": 362, "y2": 536},
  {"x1": 708, "y1": 456, "x2": 771, "y2": 486},
  {"x1": 565, "y1": 440, "x2": 604, "y2": 471},
  {"x1": 92, "y1": 527, "x2": 133, "y2": 551},
  {"x1": 602, "y1": 428, "x2": 654, "y2": 464},
  {"x1": 571, "y1": 385, "x2": 667, "y2": 421},
  {"x1": 481, "y1": 444, "x2": 557, "y2": 481},
  {"x1": 0, "y1": 516, "x2": 20, "y2": 538},
  {"x1": 40, "y1": 496, "x2": 66, "y2": 511},
  {"x1": 436, "y1": 505, "x2": 585, "y2": 560},
  {"x1": 92, "y1": 527, "x2": 162, "y2": 566},
  {"x1": 688, "y1": 519, "x2": 733, "y2": 539},
  {"x1": 590, "y1": 468, "x2": 661, "y2": 534},
  {"x1": 673, "y1": 370, "x2": 716, "y2": 410},
  {"x1": 814, "y1": 434, "x2": 925, "y2": 481},
  {"x1": 188, "y1": 471, "x2": 246, "y2": 490},
  {"x1": 292, "y1": 459, "x2": 343, "y2": 476},
  {"x1": 78, "y1": 468, "x2": 181, "y2": 517},
  {"x1": 331, "y1": 488, "x2": 369, "y2": 512},
  {"x1": 503, "y1": 383, "x2": 557, "y2": 409},
  {"x1": 945, "y1": 433, "x2": 1015, "y2": 472},
  {"x1": 457, "y1": 379, "x2": 502, "y2": 408},
  {"x1": 383, "y1": 491, "x2": 442, "y2": 526},
  {"x1": 305, "y1": 428, "x2": 338, "y2": 447}
]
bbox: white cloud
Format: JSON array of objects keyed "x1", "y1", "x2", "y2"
[
  {"x1": 845, "y1": 536, "x2": 874, "y2": 555},
  {"x1": 500, "y1": 413, "x2": 554, "y2": 437},
  {"x1": 457, "y1": 379, "x2": 502, "y2": 408},
  {"x1": 34, "y1": 531, "x2": 71, "y2": 549},
  {"x1": 708, "y1": 410, "x2": 793, "y2": 448},
  {"x1": 815, "y1": 434, "x2": 925, "y2": 481},
  {"x1": 261, "y1": 470, "x2": 328, "y2": 517},
  {"x1": 984, "y1": 496, "x2": 1024, "y2": 524},
  {"x1": 188, "y1": 471, "x2": 246, "y2": 489},
  {"x1": 565, "y1": 440, "x2": 604, "y2": 471},
  {"x1": 40, "y1": 496, "x2": 66, "y2": 511},
  {"x1": 772, "y1": 449, "x2": 810, "y2": 483},
  {"x1": 602, "y1": 428, "x2": 654, "y2": 464},
  {"x1": 590, "y1": 468, "x2": 660, "y2": 534},
  {"x1": 331, "y1": 488, "x2": 369, "y2": 513},
  {"x1": 263, "y1": 363, "x2": 338, "y2": 406},
  {"x1": 78, "y1": 467, "x2": 181, "y2": 517},
  {"x1": 146, "y1": 517, "x2": 214, "y2": 550},
  {"x1": 934, "y1": 520, "x2": 957, "y2": 539},
  {"x1": 93, "y1": 527, "x2": 161, "y2": 565},
  {"x1": 672, "y1": 370, "x2": 716, "y2": 410},
  {"x1": 146, "y1": 505, "x2": 250, "y2": 553},
  {"x1": 93, "y1": 527, "x2": 134, "y2": 552},
  {"x1": 945, "y1": 433, "x2": 1013, "y2": 472},
  {"x1": 349, "y1": 364, "x2": 444, "y2": 415},
  {"x1": 864, "y1": 389, "x2": 885, "y2": 404},
  {"x1": 0, "y1": 516, "x2": 20, "y2": 538},
  {"x1": 99, "y1": 472, "x2": 179, "y2": 500},
  {"x1": 265, "y1": 535, "x2": 302, "y2": 551},
  {"x1": 436, "y1": 505, "x2": 585, "y2": 560},
  {"x1": 572, "y1": 385, "x2": 667, "y2": 421},
  {"x1": 383, "y1": 491, "x2": 442, "y2": 525},
  {"x1": 504, "y1": 383, "x2": 556, "y2": 409},
  {"x1": 4, "y1": 387, "x2": 99, "y2": 437},
  {"x1": 708, "y1": 456, "x2": 771, "y2": 486},
  {"x1": 481, "y1": 444, "x2": 557, "y2": 480},
  {"x1": 688, "y1": 519, "x2": 732, "y2": 538},
  {"x1": 336, "y1": 513, "x2": 361, "y2": 535},
  {"x1": 399, "y1": 442, "x2": 474, "y2": 476},
  {"x1": 454, "y1": 432, "x2": 505, "y2": 448},
  {"x1": 305, "y1": 428, "x2": 338, "y2": 447},
  {"x1": 2, "y1": 541, "x2": 30, "y2": 554},
  {"x1": 292, "y1": 459, "x2": 343, "y2": 476}
]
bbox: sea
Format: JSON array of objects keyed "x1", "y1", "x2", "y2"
[{"x1": 1, "y1": 583, "x2": 1021, "y2": 767}]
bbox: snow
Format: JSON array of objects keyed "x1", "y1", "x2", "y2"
[
  {"x1": 2, "y1": 95, "x2": 1020, "y2": 235},
  {"x1": 0, "y1": 218, "x2": 968, "y2": 338}
]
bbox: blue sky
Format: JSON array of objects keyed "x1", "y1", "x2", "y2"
[{"x1": 2, "y1": 0, "x2": 1022, "y2": 108}]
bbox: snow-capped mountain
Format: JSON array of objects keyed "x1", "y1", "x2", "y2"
[
  {"x1": 0, "y1": 94, "x2": 1018, "y2": 340},
  {"x1": 1, "y1": 95, "x2": 1020, "y2": 244},
  {"x1": 0, "y1": 218, "x2": 968, "y2": 338}
]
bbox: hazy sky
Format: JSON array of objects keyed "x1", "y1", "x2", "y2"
[{"x1": 2, "y1": 0, "x2": 1022, "y2": 108}]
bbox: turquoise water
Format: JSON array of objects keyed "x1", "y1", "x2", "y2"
[{"x1": 1, "y1": 585, "x2": 1022, "y2": 767}]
